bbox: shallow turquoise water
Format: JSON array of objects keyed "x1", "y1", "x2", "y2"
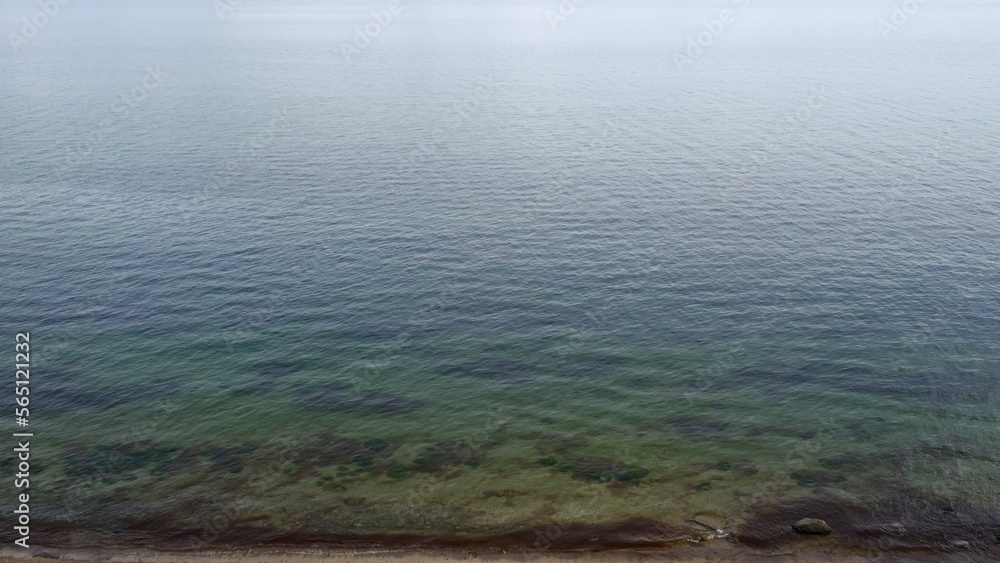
[{"x1": 1, "y1": 0, "x2": 999, "y2": 551}]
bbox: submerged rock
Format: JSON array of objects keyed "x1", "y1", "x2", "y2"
[
  {"x1": 737, "y1": 495, "x2": 1000, "y2": 554},
  {"x1": 615, "y1": 465, "x2": 650, "y2": 482},
  {"x1": 792, "y1": 518, "x2": 832, "y2": 535}
]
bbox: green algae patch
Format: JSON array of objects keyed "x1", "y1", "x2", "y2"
[{"x1": 386, "y1": 465, "x2": 412, "y2": 479}]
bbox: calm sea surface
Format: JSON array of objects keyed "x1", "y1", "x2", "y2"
[{"x1": 1, "y1": 0, "x2": 999, "y2": 553}]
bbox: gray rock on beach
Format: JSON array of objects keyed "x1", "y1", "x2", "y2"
[{"x1": 792, "y1": 518, "x2": 832, "y2": 535}]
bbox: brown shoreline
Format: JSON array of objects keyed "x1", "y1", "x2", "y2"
[
  {"x1": 8, "y1": 519, "x2": 699, "y2": 554},
  {"x1": 0, "y1": 544, "x2": 984, "y2": 563},
  {"x1": 5, "y1": 508, "x2": 996, "y2": 563},
  {"x1": 7, "y1": 491, "x2": 998, "y2": 562}
]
